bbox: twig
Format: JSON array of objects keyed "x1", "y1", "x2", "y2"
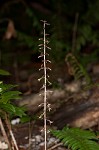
[
  {"x1": 5, "y1": 113, "x2": 19, "y2": 150},
  {"x1": 28, "y1": 121, "x2": 32, "y2": 150},
  {"x1": 0, "y1": 117, "x2": 11, "y2": 149},
  {"x1": 48, "y1": 142, "x2": 63, "y2": 150},
  {"x1": 10, "y1": 130, "x2": 19, "y2": 150}
]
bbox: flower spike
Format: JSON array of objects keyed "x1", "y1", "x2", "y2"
[{"x1": 38, "y1": 20, "x2": 52, "y2": 150}]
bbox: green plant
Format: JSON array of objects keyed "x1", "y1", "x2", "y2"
[
  {"x1": 0, "y1": 70, "x2": 26, "y2": 118},
  {"x1": 38, "y1": 20, "x2": 52, "y2": 150},
  {"x1": 65, "y1": 53, "x2": 99, "y2": 90},
  {"x1": 0, "y1": 69, "x2": 27, "y2": 150},
  {"x1": 66, "y1": 53, "x2": 91, "y2": 84},
  {"x1": 51, "y1": 126, "x2": 99, "y2": 150}
]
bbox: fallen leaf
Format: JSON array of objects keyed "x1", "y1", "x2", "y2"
[{"x1": 4, "y1": 20, "x2": 17, "y2": 40}]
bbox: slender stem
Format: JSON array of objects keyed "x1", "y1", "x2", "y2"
[
  {"x1": 10, "y1": 130, "x2": 19, "y2": 150},
  {"x1": 0, "y1": 117, "x2": 11, "y2": 149},
  {"x1": 43, "y1": 21, "x2": 47, "y2": 150},
  {"x1": 5, "y1": 113, "x2": 19, "y2": 150},
  {"x1": 28, "y1": 121, "x2": 32, "y2": 150},
  {"x1": 48, "y1": 142, "x2": 63, "y2": 150}
]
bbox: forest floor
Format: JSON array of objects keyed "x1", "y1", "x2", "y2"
[{"x1": 0, "y1": 61, "x2": 99, "y2": 150}]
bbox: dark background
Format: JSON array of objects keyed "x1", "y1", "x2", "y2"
[{"x1": 0, "y1": 0, "x2": 99, "y2": 91}]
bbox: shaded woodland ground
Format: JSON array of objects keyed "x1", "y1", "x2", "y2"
[{"x1": 0, "y1": 0, "x2": 99, "y2": 149}]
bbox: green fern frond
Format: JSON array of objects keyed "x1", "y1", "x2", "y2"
[
  {"x1": 66, "y1": 53, "x2": 91, "y2": 85},
  {"x1": 51, "y1": 126, "x2": 99, "y2": 150},
  {"x1": 65, "y1": 53, "x2": 99, "y2": 90}
]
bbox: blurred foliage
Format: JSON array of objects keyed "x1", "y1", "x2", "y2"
[
  {"x1": 0, "y1": 69, "x2": 27, "y2": 119},
  {"x1": 66, "y1": 53, "x2": 91, "y2": 85},
  {"x1": 0, "y1": 0, "x2": 99, "y2": 67}
]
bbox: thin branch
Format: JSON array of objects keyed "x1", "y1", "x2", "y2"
[
  {"x1": 5, "y1": 113, "x2": 19, "y2": 150},
  {"x1": 0, "y1": 117, "x2": 11, "y2": 149},
  {"x1": 48, "y1": 142, "x2": 63, "y2": 150}
]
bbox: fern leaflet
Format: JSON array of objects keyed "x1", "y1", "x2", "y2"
[
  {"x1": 51, "y1": 126, "x2": 99, "y2": 150},
  {"x1": 65, "y1": 53, "x2": 91, "y2": 86}
]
